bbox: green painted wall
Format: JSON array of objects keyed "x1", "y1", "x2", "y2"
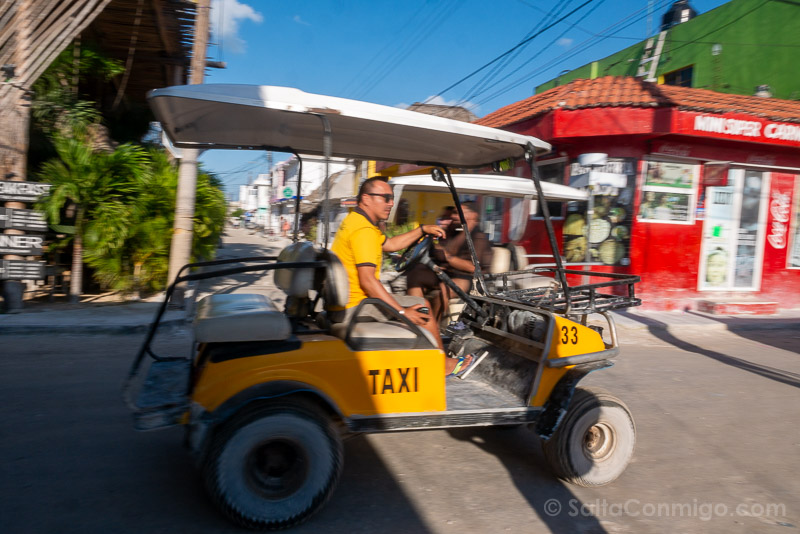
[{"x1": 536, "y1": 0, "x2": 800, "y2": 100}]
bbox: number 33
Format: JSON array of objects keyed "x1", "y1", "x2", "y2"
[{"x1": 561, "y1": 326, "x2": 578, "y2": 344}]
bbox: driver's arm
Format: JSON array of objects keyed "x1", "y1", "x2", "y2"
[
  {"x1": 357, "y1": 264, "x2": 402, "y2": 309},
  {"x1": 442, "y1": 250, "x2": 476, "y2": 273},
  {"x1": 356, "y1": 264, "x2": 430, "y2": 326},
  {"x1": 383, "y1": 224, "x2": 445, "y2": 253}
]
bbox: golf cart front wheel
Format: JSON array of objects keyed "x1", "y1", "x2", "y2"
[
  {"x1": 542, "y1": 387, "x2": 635, "y2": 487},
  {"x1": 204, "y1": 406, "x2": 343, "y2": 530}
]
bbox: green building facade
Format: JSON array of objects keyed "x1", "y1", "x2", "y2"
[{"x1": 535, "y1": 0, "x2": 800, "y2": 100}]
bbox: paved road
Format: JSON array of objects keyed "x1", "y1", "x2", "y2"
[
  {"x1": 1, "y1": 325, "x2": 798, "y2": 533},
  {"x1": 2, "y1": 227, "x2": 798, "y2": 533}
]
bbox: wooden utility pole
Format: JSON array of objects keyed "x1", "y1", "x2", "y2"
[
  {"x1": 1, "y1": 0, "x2": 31, "y2": 312},
  {"x1": 166, "y1": 0, "x2": 209, "y2": 302}
]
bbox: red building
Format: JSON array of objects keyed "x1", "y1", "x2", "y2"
[{"x1": 477, "y1": 76, "x2": 800, "y2": 313}]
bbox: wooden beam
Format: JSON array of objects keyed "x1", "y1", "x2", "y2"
[{"x1": 150, "y1": 0, "x2": 176, "y2": 55}]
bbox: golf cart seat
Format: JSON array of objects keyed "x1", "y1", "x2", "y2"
[
  {"x1": 192, "y1": 241, "x2": 320, "y2": 344},
  {"x1": 320, "y1": 249, "x2": 437, "y2": 351},
  {"x1": 194, "y1": 293, "x2": 291, "y2": 343}
]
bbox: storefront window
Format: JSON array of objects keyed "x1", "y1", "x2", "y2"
[
  {"x1": 698, "y1": 169, "x2": 769, "y2": 290},
  {"x1": 638, "y1": 160, "x2": 699, "y2": 224},
  {"x1": 564, "y1": 158, "x2": 636, "y2": 266}
]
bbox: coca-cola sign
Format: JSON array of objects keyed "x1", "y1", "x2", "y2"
[{"x1": 767, "y1": 190, "x2": 791, "y2": 250}]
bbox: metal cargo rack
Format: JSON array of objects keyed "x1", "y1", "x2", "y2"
[{"x1": 488, "y1": 267, "x2": 641, "y2": 315}]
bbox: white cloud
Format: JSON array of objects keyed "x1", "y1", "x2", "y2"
[
  {"x1": 210, "y1": 0, "x2": 263, "y2": 54},
  {"x1": 293, "y1": 15, "x2": 311, "y2": 26},
  {"x1": 557, "y1": 37, "x2": 573, "y2": 48}
]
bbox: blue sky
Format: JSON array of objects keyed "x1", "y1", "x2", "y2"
[{"x1": 200, "y1": 0, "x2": 729, "y2": 196}]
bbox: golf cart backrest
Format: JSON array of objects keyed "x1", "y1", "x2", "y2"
[
  {"x1": 318, "y1": 248, "x2": 438, "y2": 351},
  {"x1": 317, "y1": 248, "x2": 349, "y2": 309},
  {"x1": 275, "y1": 242, "x2": 318, "y2": 297},
  {"x1": 490, "y1": 244, "x2": 528, "y2": 274}
]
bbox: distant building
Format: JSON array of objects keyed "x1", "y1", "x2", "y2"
[
  {"x1": 406, "y1": 103, "x2": 477, "y2": 123},
  {"x1": 536, "y1": 0, "x2": 800, "y2": 100}
]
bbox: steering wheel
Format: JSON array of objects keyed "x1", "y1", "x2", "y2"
[{"x1": 395, "y1": 234, "x2": 433, "y2": 273}]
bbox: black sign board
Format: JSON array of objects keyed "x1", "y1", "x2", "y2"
[
  {"x1": 0, "y1": 181, "x2": 52, "y2": 202},
  {"x1": 0, "y1": 208, "x2": 47, "y2": 232},
  {"x1": 0, "y1": 234, "x2": 44, "y2": 255},
  {"x1": 0, "y1": 260, "x2": 46, "y2": 280}
]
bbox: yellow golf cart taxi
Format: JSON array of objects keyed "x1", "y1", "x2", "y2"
[{"x1": 125, "y1": 84, "x2": 641, "y2": 531}]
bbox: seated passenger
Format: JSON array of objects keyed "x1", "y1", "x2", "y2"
[
  {"x1": 406, "y1": 201, "x2": 492, "y2": 324},
  {"x1": 330, "y1": 177, "x2": 473, "y2": 376}
]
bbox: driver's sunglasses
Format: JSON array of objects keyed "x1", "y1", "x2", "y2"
[{"x1": 365, "y1": 193, "x2": 394, "y2": 202}]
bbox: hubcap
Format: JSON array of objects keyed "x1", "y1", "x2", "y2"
[
  {"x1": 582, "y1": 422, "x2": 616, "y2": 461},
  {"x1": 245, "y1": 439, "x2": 309, "y2": 499}
]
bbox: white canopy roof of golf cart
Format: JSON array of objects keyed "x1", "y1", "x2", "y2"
[
  {"x1": 148, "y1": 84, "x2": 550, "y2": 168},
  {"x1": 388, "y1": 174, "x2": 589, "y2": 201}
]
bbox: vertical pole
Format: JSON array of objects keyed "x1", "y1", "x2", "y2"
[
  {"x1": 318, "y1": 115, "x2": 331, "y2": 249},
  {"x1": 2, "y1": 0, "x2": 32, "y2": 313},
  {"x1": 584, "y1": 185, "x2": 594, "y2": 286},
  {"x1": 166, "y1": 0, "x2": 209, "y2": 304}
]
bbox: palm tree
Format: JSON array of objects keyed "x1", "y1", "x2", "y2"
[
  {"x1": 37, "y1": 126, "x2": 148, "y2": 302},
  {"x1": 82, "y1": 148, "x2": 226, "y2": 296}
]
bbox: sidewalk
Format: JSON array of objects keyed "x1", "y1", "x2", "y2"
[{"x1": 1, "y1": 297, "x2": 797, "y2": 335}]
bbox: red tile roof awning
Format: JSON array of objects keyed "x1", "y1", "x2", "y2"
[{"x1": 476, "y1": 76, "x2": 800, "y2": 128}]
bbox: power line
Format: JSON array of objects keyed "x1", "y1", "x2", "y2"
[
  {"x1": 461, "y1": 0, "x2": 607, "y2": 107},
  {"x1": 471, "y1": 0, "x2": 674, "y2": 108},
  {"x1": 354, "y1": 0, "x2": 462, "y2": 100},
  {"x1": 462, "y1": 0, "x2": 577, "y2": 106},
  {"x1": 427, "y1": 0, "x2": 599, "y2": 104},
  {"x1": 340, "y1": 3, "x2": 428, "y2": 96}
]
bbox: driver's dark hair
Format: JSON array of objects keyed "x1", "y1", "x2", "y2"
[{"x1": 357, "y1": 176, "x2": 389, "y2": 203}]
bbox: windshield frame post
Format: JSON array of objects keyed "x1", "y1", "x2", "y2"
[
  {"x1": 313, "y1": 113, "x2": 333, "y2": 249},
  {"x1": 526, "y1": 144, "x2": 572, "y2": 311},
  {"x1": 438, "y1": 167, "x2": 489, "y2": 296},
  {"x1": 290, "y1": 150, "x2": 303, "y2": 242}
]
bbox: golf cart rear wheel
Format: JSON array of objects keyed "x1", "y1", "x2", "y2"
[
  {"x1": 204, "y1": 406, "x2": 343, "y2": 530},
  {"x1": 542, "y1": 387, "x2": 635, "y2": 487}
]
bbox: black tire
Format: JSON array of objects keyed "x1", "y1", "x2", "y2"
[
  {"x1": 542, "y1": 387, "x2": 635, "y2": 487},
  {"x1": 204, "y1": 406, "x2": 343, "y2": 530}
]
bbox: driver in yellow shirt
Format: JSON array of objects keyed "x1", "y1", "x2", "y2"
[{"x1": 331, "y1": 177, "x2": 473, "y2": 375}]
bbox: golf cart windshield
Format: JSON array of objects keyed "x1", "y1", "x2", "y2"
[
  {"x1": 388, "y1": 172, "x2": 588, "y2": 241},
  {"x1": 388, "y1": 173, "x2": 588, "y2": 226}
]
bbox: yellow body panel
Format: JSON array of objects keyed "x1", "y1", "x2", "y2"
[
  {"x1": 401, "y1": 191, "x2": 453, "y2": 226},
  {"x1": 531, "y1": 315, "x2": 606, "y2": 406},
  {"x1": 192, "y1": 337, "x2": 446, "y2": 417}
]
